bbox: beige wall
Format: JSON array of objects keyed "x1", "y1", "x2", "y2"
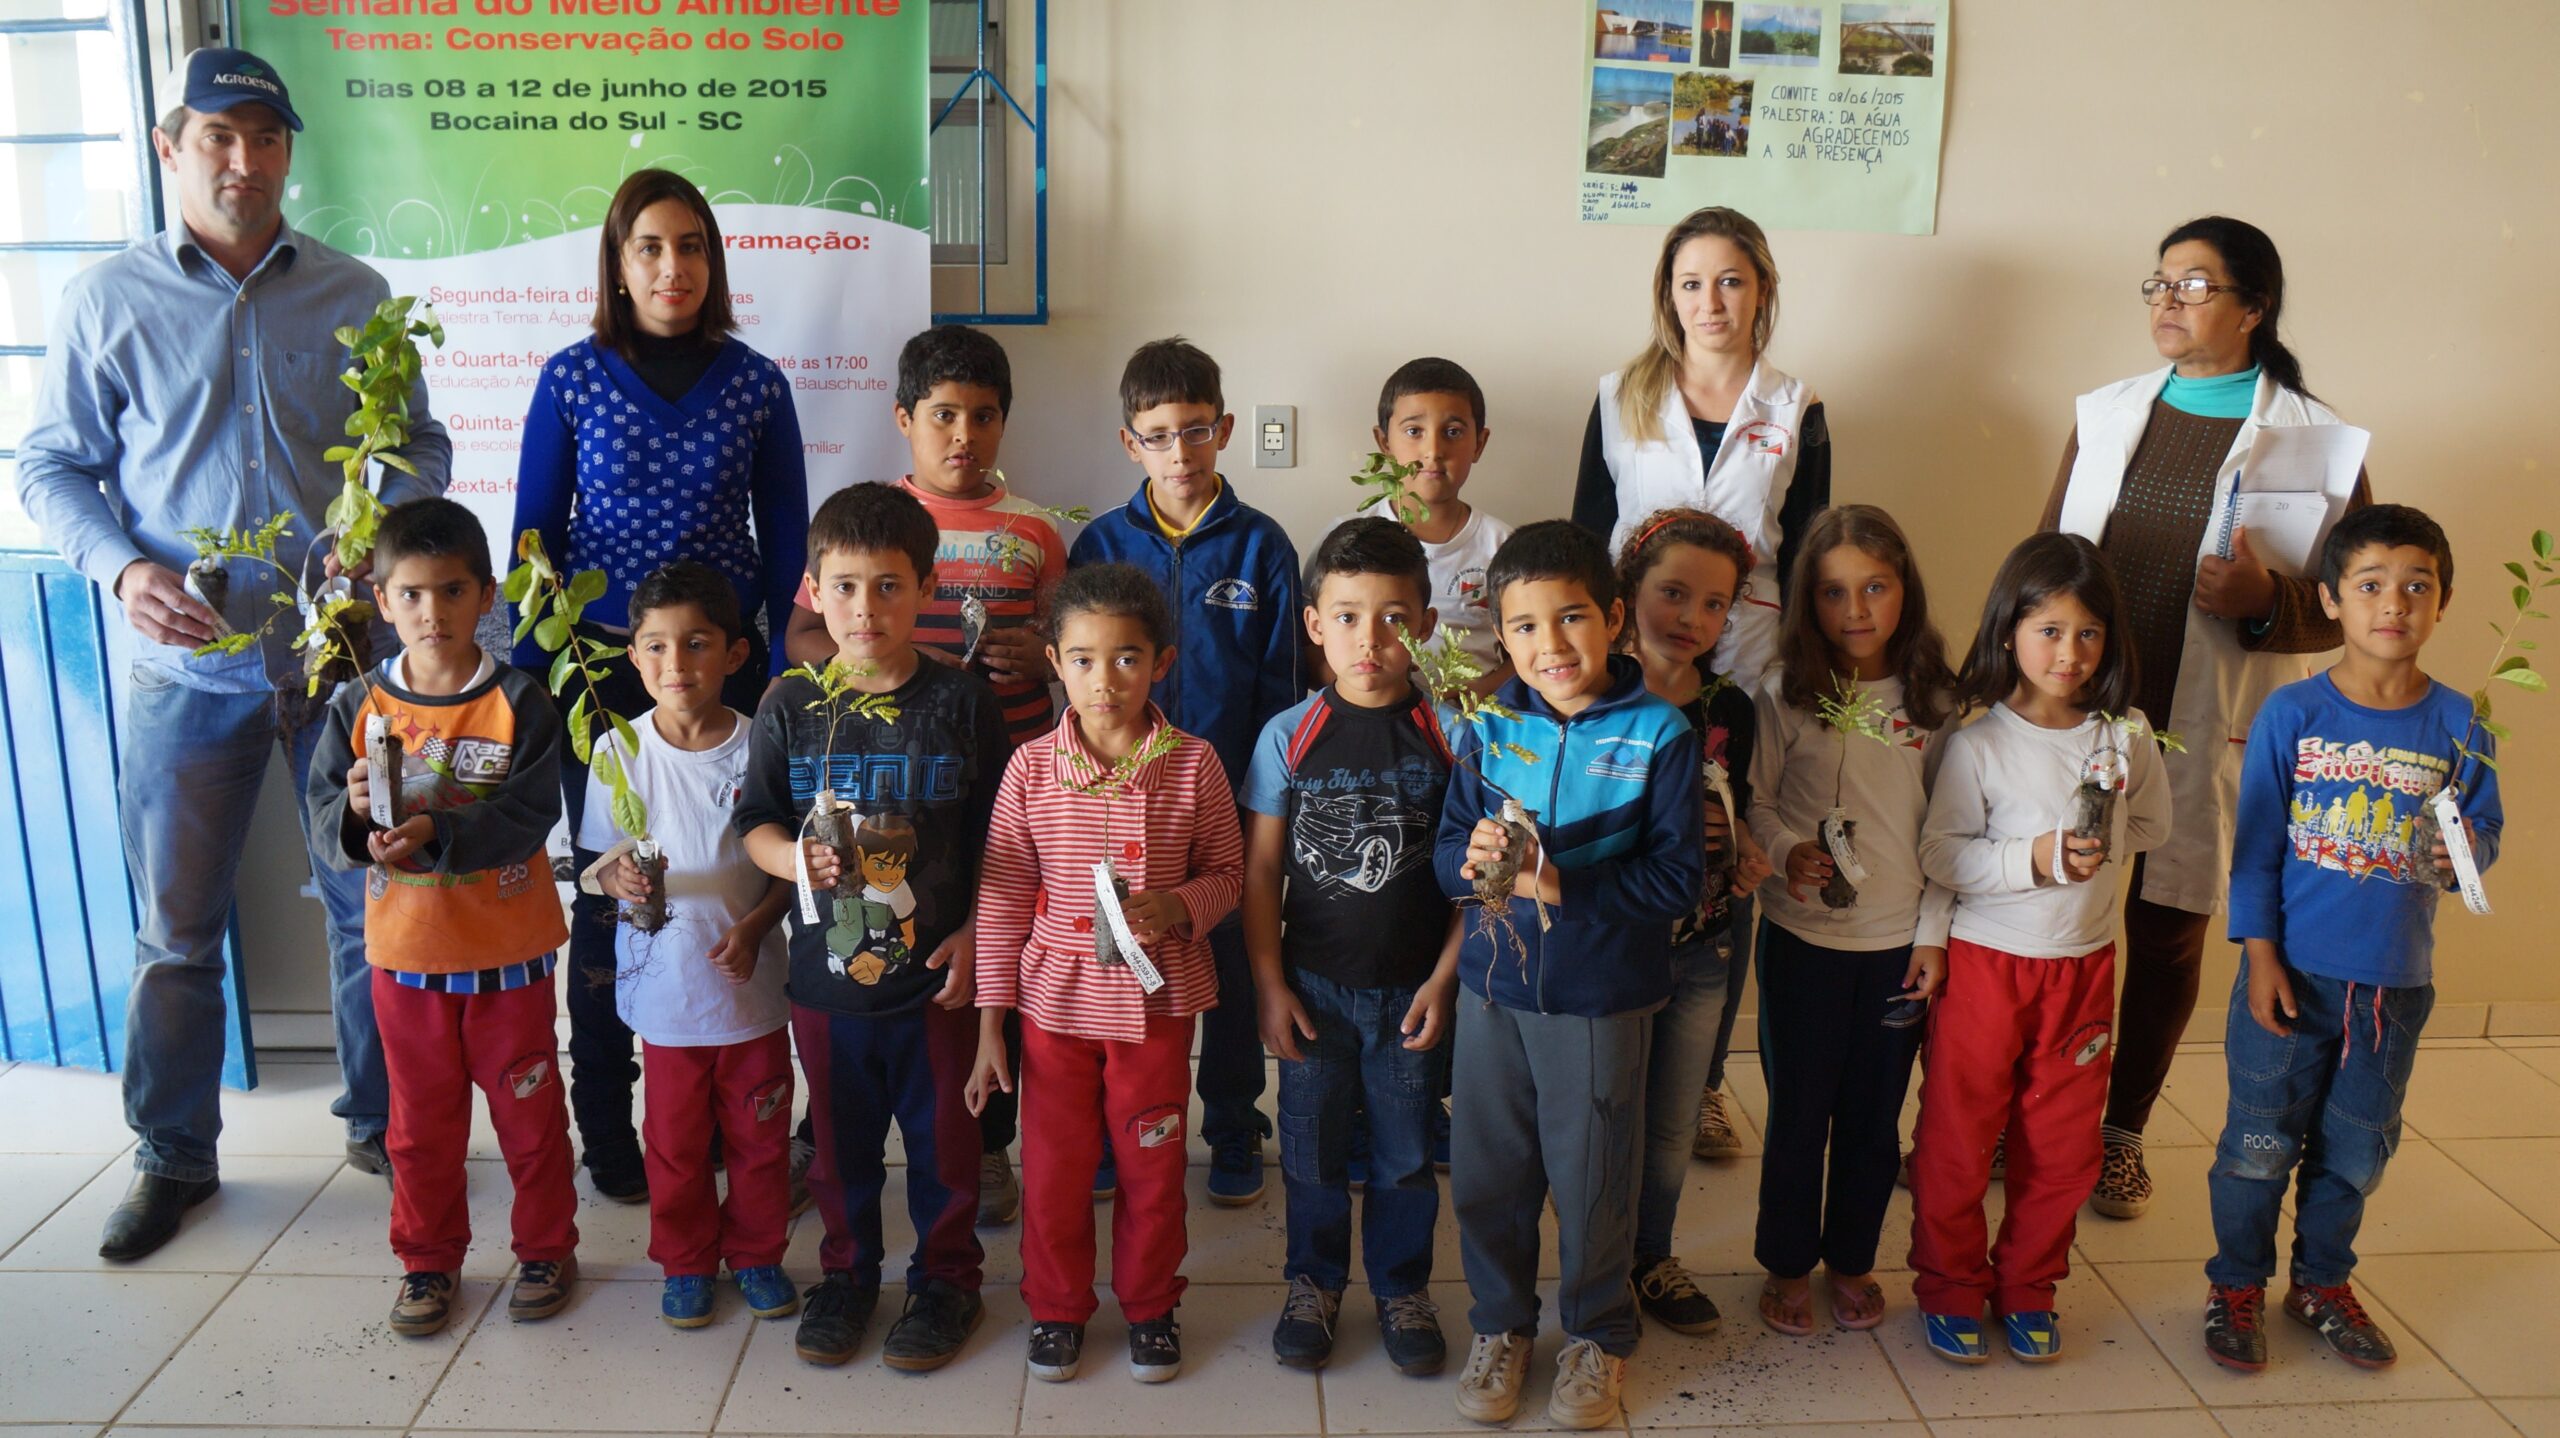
[{"x1": 929, "y1": 0, "x2": 2560, "y2": 1014}]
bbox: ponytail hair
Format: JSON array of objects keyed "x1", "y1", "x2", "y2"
[
  {"x1": 1616, "y1": 206, "x2": 1780, "y2": 444},
  {"x1": 2158, "y1": 215, "x2": 2315, "y2": 402}
]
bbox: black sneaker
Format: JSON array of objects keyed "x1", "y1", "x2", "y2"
[
  {"x1": 793, "y1": 1271, "x2": 881, "y2": 1366},
  {"x1": 344, "y1": 1135, "x2": 393, "y2": 1182},
  {"x1": 882, "y1": 1278, "x2": 985, "y2": 1372},
  {"x1": 2285, "y1": 1281, "x2": 2396, "y2": 1369},
  {"x1": 1027, "y1": 1320, "x2": 1085, "y2": 1382},
  {"x1": 388, "y1": 1269, "x2": 456, "y2": 1336},
  {"x1": 1377, "y1": 1290, "x2": 1447, "y2": 1375},
  {"x1": 1271, "y1": 1275, "x2": 1341, "y2": 1369},
  {"x1": 1128, "y1": 1314, "x2": 1182, "y2": 1382},
  {"x1": 586, "y1": 1146, "x2": 648, "y2": 1205},
  {"x1": 1633, "y1": 1253, "x2": 1723, "y2": 1335},
  {"x1": 2204, "y1": 1283, "x2": 2268, "y2": 1372}
]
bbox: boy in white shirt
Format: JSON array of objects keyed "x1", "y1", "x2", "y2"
[{"x1": 585, "y1": 561, "x2": 799, "y2": 1329}]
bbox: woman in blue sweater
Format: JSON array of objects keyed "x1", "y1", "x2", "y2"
[{"x1": 510, "y1": 167, "x2": 808, "y2": 1202}]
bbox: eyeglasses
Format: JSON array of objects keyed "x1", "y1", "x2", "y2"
[
  {"x1": 2140, "y1": 277, "x2": 2246, "y2": 307},
  {"x1": 1129, "y1": 423, "x2": 1221, "y2": 452}
]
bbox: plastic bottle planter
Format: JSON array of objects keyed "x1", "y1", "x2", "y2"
[
  {"x1": 183, "y1": 556, "x2": 232, "y2": 637},
  {"x1": 364, "y1": 714, "x2": 404, "y2": 830},
  {"x1": 626, "y1": 839, "x2": 671, "y2": 933},
  {"x1": 1092, "y1": 860, "x2": 1135, "y2": 967},
  {"x1": 959, "y1": 595, "x2": 990, "y2": 666},
  {"x1": 1818, "y1": 809, "x2": 1864, "y2": 911},
  {"x1": 809, "y1": 789, "x2": 856, "y2": 868}
]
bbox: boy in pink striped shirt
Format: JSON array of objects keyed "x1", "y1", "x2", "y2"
[{"x1": 967, "y1": 563, "x2": 1245, "y2": 1386}]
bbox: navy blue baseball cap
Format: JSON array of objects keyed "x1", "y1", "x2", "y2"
[{"x1": 174, "y1": 48, "x2": 303, "y2": 131}]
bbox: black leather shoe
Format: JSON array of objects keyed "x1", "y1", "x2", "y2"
[{"x1": 98, "y1": 1172, "x2": 220, "y2": 1260}]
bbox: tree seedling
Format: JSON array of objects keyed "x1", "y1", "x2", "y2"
[
  {"x1": 505, "y1": 529, "x2": 669, "y2": 928},
  {"x1": 182, "y1": 296, "x2": 443, "y2": 747},
  {"x1": 1056, "y1": 721, "x2": 1184, "y2": 978},
  {"x1": 2061, "y1": 713, "x2": 2183, "y2": 881},
  {"x1": 967, "y1": 478, "x2": 1090, "y2": 663},
  {"x1": 2410, "y1": 529, "x2": 2551, "y2": 910},
  {"x1": 781, "y1": 657, "x2": 905, "y2": 948},
  {"x1": 1350, "y1": 451, "x2": 1430, "y2": 526},
  {"x1": 1811, "y1": 673, "x2": 1899, "y2": 910},
  {"x1": 1400, "y1": 621, "x2": 1547, "y2": 972}
]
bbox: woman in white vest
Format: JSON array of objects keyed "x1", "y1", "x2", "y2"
[
  {"x1": 2038, "y1": 215, "x2": 2370, "y2": 1221},
  {"x1": 1573, "y1": 205, "x2": 1830, "y2": 697},
  {"x1": 1571, "y1": 204, "x2": 1830, "y2": 1165}
]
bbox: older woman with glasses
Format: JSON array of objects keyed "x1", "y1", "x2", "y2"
[{"x1": 2035, "y1": 215, "x2": 2371, "y2": 1222}]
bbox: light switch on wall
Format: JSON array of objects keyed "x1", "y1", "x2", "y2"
[{"x1": 1252, "y1": 404, "x2": 1295, "y2": 468}]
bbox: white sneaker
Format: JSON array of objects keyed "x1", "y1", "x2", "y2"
[
  {"x1": 1546, "y1": 1337, "x2": 1625, "y2": 1430},
  {"x1": 1454, "y1": 1331, "x2": 1532, "y2": 1425}
]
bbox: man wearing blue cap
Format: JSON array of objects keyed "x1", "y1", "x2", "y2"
[{"x1": 16, "y1": 47, "x2": 451, "y2": 1260}]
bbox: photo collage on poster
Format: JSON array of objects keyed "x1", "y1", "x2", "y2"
[{"x1": 1586, "y1": 1, "x2": 1936, "y2": 179}]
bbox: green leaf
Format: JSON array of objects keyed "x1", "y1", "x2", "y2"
[
  {"x1": 500, "y1": 564, "x2": 534, "y2": 604},
  {"x1": 2493, "y1": 667, "x2": 2547, "y2": 692},
  {"x1": 567, "y1": 691, "x2": 593, "y2": 763},
  {"x1": 548, "y1": 643, "x2": 579, "y2": 695},
  {"x1": 610, "y1": 784, "x2": 649, "y2": 842},
  {"x1": 333, "y1": 325, "x2": 363, "y2": 348},
  {"x1": 2508, "y1": 561, "x2": 2531, "y2": 585},
  {"x1": 375, "y1": 451, "x2": 417, "y2": 477},
  {"x1": 2537, "y1": 530, "x2": 2555, "y2": 560},
  {"x1": 344, "y1": 409, "x2": 374, "y2": 438},
  {"x1": 2529, "y1": 611, "x2": 2553, "y2": 622},
  {"x1": 609, "y1": 710, "x2": 639, "y2": 760},
  {"x1": 534, "y1": 614, "x2": 567, "y2": 652},
  {"x1": 586, "y1": 645, "x2": 626, "y2": 665},
  {"x1": 2497, "y1": 655, "x2": 2532, "y2": 674},
  {"x1": 566, "y1": 568, "x2": 609, "y2": 606},
  {"x1": 322, "y1": 445, "x2": 358, "y2": 463},
  {"x1": 2519, "y1": 639, "x2": 2539, "y2": 651},
  {"x1": 2480, "y1": 718, "x2": 2511, "y2": 741},
  {"x1": 2516, "y1": 585, "x2": 2533, "y2": 613},
  {"x1": 591, "y1": 742, "x2": 623, "y2": 790}
]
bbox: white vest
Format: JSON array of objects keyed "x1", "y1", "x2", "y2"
[
  {"x1": 1595, "y1": 359, "x2": 1809, "y2": 693},
  {"x1": 2060, "y1": 366, "x2": 2350, "y2": 915}
]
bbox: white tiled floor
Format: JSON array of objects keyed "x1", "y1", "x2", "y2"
[{"x1": 3, "y1": 1037, "x2": 2558, "y2": 1436}]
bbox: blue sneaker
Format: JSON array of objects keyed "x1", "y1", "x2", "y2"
[
  {"x1": 662, "y1": 1274, "x2": 714, "y2": 1328},
  {"x1": 1207, "y1": 1133, "x2": 1265, "y2": 1206},
  {"x1": 735, "y1": 1264, "x2": 798, "y2": 1319},
  {"x1": 2003, "y1": 1311, "x2": 2062, "y2": 1363},
  {"x1": 1093, "y1": 1145, "x2": 1118, "y2": 1201},
  {"x1": 1924, "y1": 1313, "x2": 1993, "y2": 1365}
]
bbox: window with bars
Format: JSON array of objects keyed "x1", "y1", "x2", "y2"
[
  {"x1": 929, "y1": 0, "x2": 1006, "y2": 268},
  {"x1": 0, "y1": 0, "x2": 156, "y2": 549}
]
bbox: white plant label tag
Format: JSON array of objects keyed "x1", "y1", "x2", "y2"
[
  {"x1": 2432, "y1": 786, "x2": 2490, "y2": 915},
  {"x1": 794, "y1": 812, "x2": 823, "y2": 926},
  {"x1": 1703, "y1": 759, "x2": 1738, "y2": 852},
  {"x1": 363, "y1": 714, "x2": 399, "y2": 829},
  {"x1": 1822, "y1": 807, "x2": 1870, "y2": 886},
  {"x1": 1093, "y1": 861, "x2": 1164, "y2": 993}
]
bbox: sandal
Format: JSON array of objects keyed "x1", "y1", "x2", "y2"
[
  {"x1": 1826, "y1": 1269, "x2": 1886, "y2": 1331},
  {"x1": 1758, "y1": 1275, "x2": 1815, "y2": 1337}
]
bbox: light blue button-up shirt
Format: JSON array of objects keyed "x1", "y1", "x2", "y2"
[{"x1": 16, "y1": 222, "x2": 451, "y2": 691}]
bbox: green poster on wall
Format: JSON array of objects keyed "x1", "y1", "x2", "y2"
[
  {"x1": 1580, "y1": 0, "x2": 1947, "y2": 234},
  {"x1": 234, "y1": 0, "x2": 930, "y2": 535}
]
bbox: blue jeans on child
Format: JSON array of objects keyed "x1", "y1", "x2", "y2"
[
  {"x1": 1636, "y1": 927, "x2": 1734, "y2": 1259},
  {"x1": 1276, "y1": 969, "x2": 1439, "y2": 1295},
  {"x1": 2205, "y1": 954, "x2": 2434, "y2": 1290},
  {"x1": 119, "y1": 666, "x2": 382, "y2": 1181}
]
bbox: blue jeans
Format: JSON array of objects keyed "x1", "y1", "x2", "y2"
[
  {"x1": 1276, "y1": 969, "x2": 1438, "y2": 1295},
  {"x1": 1636, "y1": 927, "x2": 1734, "y2": 1259},
  {"x1": 119, "y1": 667, "x2": 381, "y2": 1181},
  {"x1": 2205, "y1": 955, "x2": 2433, "y2": 1289},
  {"x1": 1195, "y1": 916, "x2": 1269, "y2": 1148}
]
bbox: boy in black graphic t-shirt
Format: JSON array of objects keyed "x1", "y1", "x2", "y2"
[{"x1": 1242, "y1": 519, "x2": 1460, "y2": 1376}]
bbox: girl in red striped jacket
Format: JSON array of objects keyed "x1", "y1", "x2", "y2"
[{"x1": 966, "y1": 563, "x2": 1245, "y2": 1386}]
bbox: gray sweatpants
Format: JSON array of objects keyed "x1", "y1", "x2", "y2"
[{"x1": 1451, "y1": 996, "x2": 1653, "y2": 1356}]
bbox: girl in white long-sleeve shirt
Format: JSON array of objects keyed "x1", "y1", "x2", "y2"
[
  {"x1": 1907, "y1": 533, "x2": 2170, "y2": 1368},
  {"x1": 1745, "y1": 505, "x2": 1956, "y2": 1339}
]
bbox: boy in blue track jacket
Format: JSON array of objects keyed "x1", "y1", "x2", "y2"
[
  {"x1": 1067, "y1": 336, "x2": 1302, "y2": 1205},
  {"x1": 1433, "y1": 521, "x2": 1702, "y2": 1431}
]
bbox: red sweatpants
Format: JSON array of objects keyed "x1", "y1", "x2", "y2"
[
  {"x1": 1908, "y1": 939, "x2": 2115, "y2": 1317},
  {"x1": 642, "y1": 1030, "x2": 794, "y2": 1276},
  {"x1": 1019, "y1": 1015, "x2": 1193, "y2": 1324},
  {"x1": 373, "y1": 970, "x2": 579, "y2": 1274}
]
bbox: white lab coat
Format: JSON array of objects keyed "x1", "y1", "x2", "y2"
[
  {"x1": 1595, "y1": 359, "x2": 1811, "y2": 693},
  {"x1": 2057, "y1": 366, "x2": 2353, "y2": 915}
]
